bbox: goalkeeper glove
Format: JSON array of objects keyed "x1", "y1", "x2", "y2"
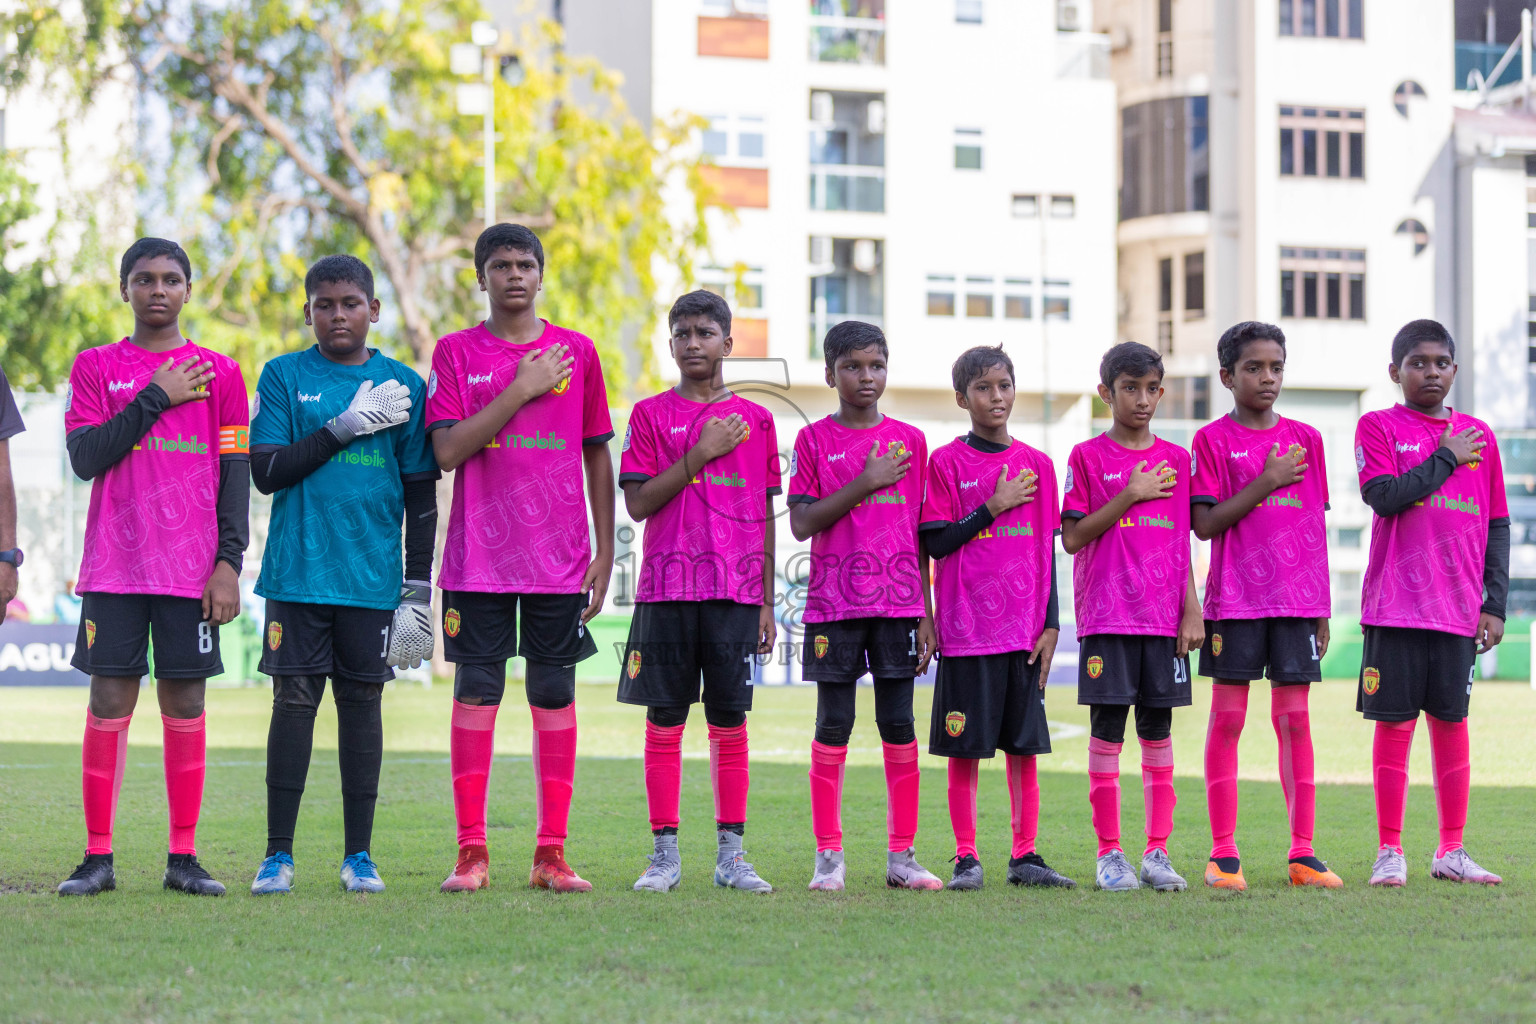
[
  {"x1": 327, "y1": 379, "x2": 411, "y2": 444},
  {"x1": 387, "y1": 580, "x2": 434, "y2": 669}
]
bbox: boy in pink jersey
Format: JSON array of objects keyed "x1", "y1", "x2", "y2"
[
  {"x1": 57, "y1": 238, "x2": 250, "y2": 898},
  {"x1": 1062, "y1": 341, "x2": 1203, "y2": 893},
  {"x1": 619, "y1": 290, "x2": 779, "y2": 894},
  {"x1": 1355, "y1": 319, "x2": 1506, "y2": 888},
  {"x1": 787, "y1": 321, "x2": 941, "y2": 892},
  {"x1": 921, "y1": 345, "x2": 1076, "y2": 892},
  {"x1": 426, "y1": 224, "x2": 615, "y2": 895},
  {"x1": 1191, "y1": 322, "x2": 1342, "y2": 891}
]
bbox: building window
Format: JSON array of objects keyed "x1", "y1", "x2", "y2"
[
  {"x1": 699, "y1": 264, "x2": 765, "y2": 312},
  {"x1": 809, "y1": 0, "x2": 887, "y2": 66},
  {"x1": 808, "y1": 91, "x2": 885, "y2": 213},
  {"x1": 965, "y1": 278, "x2": 995, "y2": 318},
  {"x1": 1184, "y1": 251, "x2": 1205, "y2": 318},
  {"x1": 1394, "y1": 79, "x2": 1426, "y2": 117},
  {"x1": 1157, "y1": 0, "x2": 1173, "y2": 76},
  {"x1": 1043, "y1": 281, "x2": 1071, "y2": 321},
  {"x1": 1279, "y1": 247, "x2": 1365, "y2": 320},
  {"x1": 1120, "y1": 96, "x2": 1208, "y2": 220},
  {"x1": 702, "y1": 113, "x2": 768, "y2": 164},
  {"x1": 1279, "y1": 107, "x2": 1364, "y2": 179},
  {"x1": 1157, "y1": 319, "x2": 1173, "y2": 352},
  {"x1": 1011, "y1": 194, "x2": 1039, "y2": 218},
  {"x1": 926, "y1": 275, "x2": 956, "y2": 317},
  {"x1": 1159, "y1": 258, "x2": 1173, "y2": 312},
  {"x1": 810, "y1": 237, "x2": 884, "y2": 356},
  {"x1": 1004, "y1": 279, "x2": 1032, "y2": 319},
  {"x1": 1335, "y1": 527, "x2": 1363, "y2": 548},
  {"x1": 954, "y1": 128, "x2": 983, "y2": 170},
  {"x1": 1281, "y1": 0, "x2": 1362, "y2": 38},
  {"x1": 1396, "y1": 218, "x2": 1429, "y2": 256},
  {"x1": 956, "y1": 0, "x2": 983, "y2": 24},
  {"x1": 703, "y1": 0, "x2": 768, "y2": 13},
  {"x1": 1057, "y1": 0, "x2": 1085, "y2": 31},
  {"x1": 1050, "y1": 194, "x2": 1076, "y2": 218}
]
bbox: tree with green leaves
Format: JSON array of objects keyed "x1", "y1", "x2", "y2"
[{"x1": 2, "y1": 1, "x2": 715, "y2": 396}]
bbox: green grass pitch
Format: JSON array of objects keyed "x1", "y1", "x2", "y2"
[{"x1": 0, "y1": 681, "x2": 1532, "y2": 1023}]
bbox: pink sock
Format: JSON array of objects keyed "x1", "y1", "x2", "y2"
[
  {"x1": 808, "y1": 740, "x2": 847, "y2": 852},
  {"x1": 449, "y1": 700, "x2": 498, "y2": 848},
  {"x1": 1005, "y1": 753, "x2": 1039, "y2": 858},
  {"x1": 643, "y1": 720, "x2": 684, "y2": 831},
  {"x1": 1271, "y1": 685, "x2": 1317, "y2": 859},
  {"x1": 1140, "y1": 736, "x2": 1176, "y2": 855},
  {"x1": 1427, "y1": 716, "x2": 1470, "y2": 858},
  {"x1": 162, "y1": 713, "x2": 206, "y2": 856},
  {"x1": 529, "y1": 703, "x2": 577, "y2": 847},
  {"x1": 1372, "y1": 718, "x2": 1416, "y2": 852},
  {"x1": 82, "y1": 712, "x2": 131, "y2": 855},
  {"x1": 882, "y1": 740, "x2": 921, "y2": 853},
  {"x1": 1088, "y1": 737, "x2": 1122, "y2": 856},
  {"x1": 1204, "y1": 683, "x2": 1247, "y2": 859},
  {"x1": 708, "y1": 723, "x2": 750, "y2": 825},
  {"x1": 947, "y1": 757, "x2": 979, "y2": 858}
]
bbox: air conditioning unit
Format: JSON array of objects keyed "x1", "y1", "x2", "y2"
[
  {"x1": 810, "y1": 91, "x2": 834, "y2": 125},
  {"x1": 1057, "y1": 0, "x2": 1082, "y2": 32},
  {"x1": 866, "y1": 99, "x2": 886, "y2": 135},
  {"x1": 809, "y1": 236, "x2": 833, "y2": 267},
  {"x1": 852, "y1": 239, "x2": 878, "y2": 275}
]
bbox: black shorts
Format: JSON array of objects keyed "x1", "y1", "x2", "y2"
[
  {"x1": 928, "y1": 650, "x2": 1051, "y2": 759},
  {"x1": 1358, "y1": 626, "x2": 1476, "y2": 723},
  {"x1": 71, "y1": 592, "x2": 222, "y2": 680},
  {"x1": 800, "y1": 616, "x2": 920, "y2": 682},
  {"x1": 1198, "y1": 617, "x2": 1321, "y2": 684},
  {"x1": 1076, "y1": 634, "x2": 1192, "y2": 708},
  {"x1": 441, "y1": 591, "x2": 598, "y2": 666},
  {"x1": 258, "y1": 599, "x2": 395, "y2": 683},
  {"x1": 617, "y1": 600, "x2": 759, "y2": 711}
]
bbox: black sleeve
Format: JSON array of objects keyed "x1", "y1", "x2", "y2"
[
  {"x1": 215, "y1": 457, "x2": 250, "y2": 574},
  {"x1": 1360, "y1": 448, "x2": 1457, "y2": 517},
  {"x1": 65, "y1": 383, "x2": 171, "y2": 479},
  {"x1": 1483, "y1": 519, "x2": 1511, "y2": 620},
  {"x1": 1044, "y1": 549, "x2": 1060, "y2": 631},
  {"x1": 249, "y1": 426, "x2": 348, "y2": 494},
  {"x1": 918, "y1": 503, "x2": 996, "y2": 559},
  {"x1": 403, "y1": 478, "x2": 438, "y2": 584}
]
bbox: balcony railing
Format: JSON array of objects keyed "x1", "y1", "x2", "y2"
[
  {"x1": 809, "y1": 15, "x2": 885, "y2": 65},
  {"x1": 1457, "y1": 39, "x2": 1523, "y2": 92},
  {"x1": 808, "y1": 166, "x2": 885, "y2": 213}
]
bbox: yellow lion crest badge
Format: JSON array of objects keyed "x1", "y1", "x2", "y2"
[
  {"x1": 1363, "y1": 667, "x2": 1380, "y2": 695},
  {"x1": 944, "y1": 711, "x2": 966, "y2": 737},
  {"x1": 444, "y1": 608, "x2": 461, "y2": 638},
  {"x1": 626, "y1": 650, "x2": 642, "y2": 680},
  {"x1": 814, "y1": 635, "x2": 829, "y2": 658},
  {"x1": 1211, "y1": 634, "x2": 1223, "y2": 657},
  {"x1": 1087, "y1": 656, "x2": 1104, "y2": 679},
  {"x1": 85, "y1": 620, "x2": 97, "y2": 649},
  {"x1": 267, "y1": 622, "x2": 283, "y2": 650},
  {"x1": 552, "y1": 376, "x2": 570, "y2": 396}
]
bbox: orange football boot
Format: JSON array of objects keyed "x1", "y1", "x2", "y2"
[
  {"x1": 529, "y1": 845, "x2": 593, "y2": 892},
  {"x1": 1203, "y1": 858, "x2": 1247, "y2": 891},
  {"x1": 440, "y1": 844, "x2": 490, "y2": 892},
  {"x1": 1289, "y1": 859, "x2": 1344, "y2": 888}
]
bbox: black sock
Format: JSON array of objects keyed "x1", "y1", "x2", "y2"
[
  {"x1": 716, "y1": 822, "x2": 745, "y2": 836},
  {"x1": 265, "y1": 706, "x2": 316, "y2": 857},
  {"x1": 653, "y1": 826, "x2": 678, "y2": 837},
  {"x1": 1213, "y1": 856, "x2": 1242, "y2": 873},
  {"x1": 1290, "y1": 855, "x2": 1327, "y2": 872},
  {"x1": 336, "y1": 692, "x2": 383, "y2": 857}
]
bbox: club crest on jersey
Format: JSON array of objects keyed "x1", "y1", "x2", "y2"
[
  {"x1": 741, "y1": 422, "x2": 751, "y2": 442},
  {"x1": 626, "y1": 650, "x2": 642, "y2": 679},
  {"x1": 444, "y1": 608, "x2": 461, "y2": 638},
  {"x1": 1087, "y1": 656, "x2": 1104, "y2": 679},
  {"x1": 1362, "y1": 667, "x2": 1380, "y2": 695},
  {"x1": 814, "y1": 635, "x2": 829, "y2": 659},
  {"x1": 552, "y1": 375, "x2": 570, "y2": 396},
  {"x1": 267, "y1": 622, "x2": 283, "y2": 650},
  {"x1": 888, "y1": 440, "x2": 907, "y2": 457},
  {"x1": 1211, "y1": 634, "x2": 1223, "y2": 657},
  {"x1": 84, "y1": 619, "x2": 96, "y2": 649},
  {"x1": 944, "y1": 710, "x2": 966, "y2": 737}
]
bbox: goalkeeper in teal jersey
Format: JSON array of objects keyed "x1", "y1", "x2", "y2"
[{"x1": 247, "y1": 255, "x2": 439, "y2": 895}]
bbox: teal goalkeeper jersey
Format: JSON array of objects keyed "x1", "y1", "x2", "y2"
[{"x1": 252, "y1": 346, "x2": 438, "y2": 610}]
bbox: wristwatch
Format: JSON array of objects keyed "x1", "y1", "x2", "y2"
[{"x1": 0, "y1": 549, "x2": 23, "y2": 567}]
